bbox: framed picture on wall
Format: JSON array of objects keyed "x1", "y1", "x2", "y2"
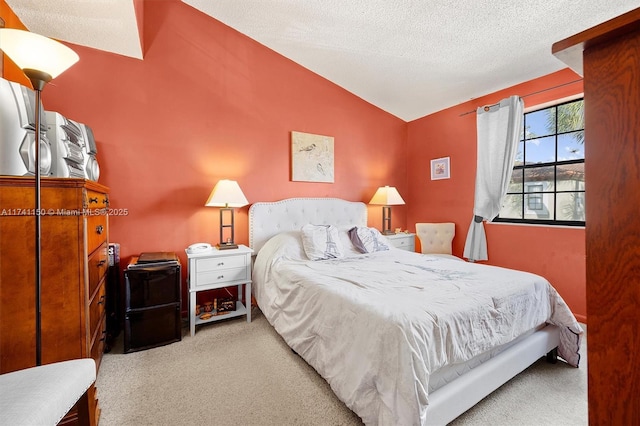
[
  {"x1": 430, "y1": 157, "x2": 450, "y2": 180},
  {"x1": 291, "y1": 131, "x2": 335, "y2": 183}
]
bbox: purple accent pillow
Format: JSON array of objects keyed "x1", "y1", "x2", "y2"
[
  {"x1": 349, "y1": 227, "x2": 368, "y2": 253},
  {"x1": 349, "y1": 226, "x2": 389, "y2": 253}
]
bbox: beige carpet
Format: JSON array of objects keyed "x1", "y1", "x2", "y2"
[{"x1": 96, "y1": 308, "x2": 587, "y2": 425}]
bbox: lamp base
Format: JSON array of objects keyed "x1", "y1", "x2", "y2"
[{"x1": 217, "y1": 242, "x2": 238, "y2": 250}]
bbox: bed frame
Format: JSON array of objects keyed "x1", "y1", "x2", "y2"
[{"x1": 248, "y1": 197, "x2": 560, "y2": 425}]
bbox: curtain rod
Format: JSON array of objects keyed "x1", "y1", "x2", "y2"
[{"x1": 458, "y1": 78, "x2": 583, "y2": 117}]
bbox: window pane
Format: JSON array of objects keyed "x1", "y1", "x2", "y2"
[
  {"x1": 557, "y1": 163, "x2": 585, "y2": 190},
  {"x1": 525, "y1": 136, "x2": 555, "y2": 164},
  {"x1": 557, "y1": 192, "x2": 585, "y2": 221},
  {"x1": 557, "y1": 100, "x2": 584, "y2": 133},
  {"x1": 524, "y1": 166, "x2": 555, "y2": 191},
  {"x1": 526, "y1": 183, "x2": 543, "y2": 192},
  {"x1": 500, "y1": 194, "x2": 523, "y2": 219},
  {"x1": 515, "y1": 140, "x2": 524, "y2": 163},
  {"x1": 527, "y1": 193, "x2": 543, "y2": 210},
  {"x1": 524, "y1": 193, "x2": 551, "y2": 219},
  {"x1": 558, "y1": 132, "x2": 585, "y2": 161},
  {"x1": 525, "y1": 107, "x2": 555, "y2": 139},
  {"x1": 508, "y1": 168, "x2": 523, "y2": 192}
]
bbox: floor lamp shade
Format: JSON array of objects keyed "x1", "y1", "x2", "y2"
[
  {"x1": 205, "y1": 180, "x2": 249, "y2": 249},
  {"x1": 369, "y1": 186, "x2": 405, "y2": 235},
  {"x1": 0, "y1": 29, "x2": 79, "y2": 84},
  {"x1": 0, "y1": 28, "x2": 79, "y2": 366}
]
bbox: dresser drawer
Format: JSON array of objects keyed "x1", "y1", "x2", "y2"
[
  {"x1": 86, "y1": 214, "x2": 107, "y2": 254},
  {"x1": 90, "y1": 314, "x2": 106, "y2": 370},
  {"x1": 89, "y1": 280, "x2": 106, "y2": 343},
  {"x1": 88, "y1": 243, "x2": 108, "y2": 297},
  {"x1": 85, "y1": 189, "x2": 109, "y2": 209}
]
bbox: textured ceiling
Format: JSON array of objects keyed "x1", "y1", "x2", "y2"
[
  {"x1": 5, "y1": 1, "x2": 638, "y2": 121},
  {"x1": 5, "y1": 0, "x2": 143, "y2": 59}
]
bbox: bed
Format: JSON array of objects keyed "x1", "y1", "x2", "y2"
[{"x1": 249, "y1": 198, "x2": 583, "y2": 425}]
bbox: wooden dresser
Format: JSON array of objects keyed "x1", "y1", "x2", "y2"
[
  {"x1": 0, "y1": 176, "x2": 109, "y2": 423},
  {"x1": 553, "y1": 8, "x2": 640, "y2": 425}
]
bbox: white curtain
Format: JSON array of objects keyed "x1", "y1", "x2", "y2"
[{"x1": 463, "y1": 95, "x2": 524, "y2": 261}]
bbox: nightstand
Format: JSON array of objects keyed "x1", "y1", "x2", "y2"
[
  {"x1": 385, "y1": 233, "x2": 416, "y2": 252},
  {"x1": 185, "y1": 245, "x2": 253, "y2": 337}
]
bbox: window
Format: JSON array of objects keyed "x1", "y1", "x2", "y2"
[
  {"x1": 526, "y1": 184, "x2": 543, "y2": 211},
  {"x1": 496, "y1": 98, "x2": 585, "y2": 226}
]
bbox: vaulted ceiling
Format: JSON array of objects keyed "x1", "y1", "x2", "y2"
[{"x1": 5, "y1": 0, "x2": 638, "y2": 121}]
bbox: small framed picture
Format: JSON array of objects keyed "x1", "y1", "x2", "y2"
[{"x1": 430, "y1": 157, "x2": 450, "y2": 180}]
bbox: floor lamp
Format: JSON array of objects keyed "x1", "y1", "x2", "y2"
[{"x1": 0, "y1": 28, "x2": 79, "y2": 365}]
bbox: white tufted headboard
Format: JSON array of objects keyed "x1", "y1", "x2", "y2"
[{"x1": 248, "y1": 198, "x2": 367, "y2": 253}]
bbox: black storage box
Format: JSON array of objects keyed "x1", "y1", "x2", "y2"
[
  {"x1": 125, "y1": 305, "x2": 181, "y2": 352},
  {"x1": 124, "y1": 256, "x2": 181, "y2": 353}
]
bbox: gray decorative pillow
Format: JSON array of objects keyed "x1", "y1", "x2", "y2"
[
  {"x1": 348, "y1": 226, "x2": 389, "y2": 253},
  {"x1": 301, "y1": 224, "x2": 345, "y2": 260}
]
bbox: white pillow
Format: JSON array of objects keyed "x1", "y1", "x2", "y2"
[
  {"x1": 300, "y1": 224, "x2": 345, "y2": 260},
  {"x1": 348, "y1": 226, "x2": 389, "y2": 253},
  {"x1": 261, "y1": 231, "x2": 307, "y2": 261},
  {"x1": 338, "y1": 229, "x2": 364, "y2": 257}
]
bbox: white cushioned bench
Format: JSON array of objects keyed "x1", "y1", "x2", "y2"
[{"x1": 0, "y1": 358, "x2": 96, "y2": 426}]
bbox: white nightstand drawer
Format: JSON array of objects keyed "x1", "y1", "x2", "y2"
[
  {"x1": 395, "y1": 238, "x2": 410, "y2": 248},
  {"x1": 196, "y1": 255, "x2": 246, "y2": 272},
  {"x1": 195, "y1": 267, "x2": 247, "y2": 287},
  {"x1": 386, "y1": 233, "x2": 416, "y2": 252}
]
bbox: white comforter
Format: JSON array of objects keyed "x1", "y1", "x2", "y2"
[{"x1": 253, "y1": 232, "x2": 583, "y2": 426}]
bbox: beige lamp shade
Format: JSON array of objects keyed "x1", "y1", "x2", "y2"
[
  {"x1": 369, "y1": 186, "x2": 405, "y2": 206},
  {"x1": 205, "y1": 180, "x2": 248, "y2": 208},
  {"x1": 0, "y1": 28, "x2": 79, "y2": 78}
]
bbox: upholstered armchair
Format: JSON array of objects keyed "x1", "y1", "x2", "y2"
[{"x1": 415, "y1": 222, "x2": 459, "y2": 259}]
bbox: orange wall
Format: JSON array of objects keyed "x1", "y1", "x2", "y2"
[
  {"x1": 1, "y1": 0, "x2": 407, "y2": 266},
  {"x1": 406, "y1": 68, "x2": 586, "y2": 321},
  {"x1": 1, "y1": 1, "x2": 586, "y2": 321},
  {"x1": 0, "y1": 0, "x2": 29, "y2": 87}
]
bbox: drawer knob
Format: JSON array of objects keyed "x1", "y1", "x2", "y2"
[
  {"x1": 89, "y1": 197, "x2": 98, "y2": 204},
  {"x1": 98, "y1": 295, "x2": 105, "y2": 305},
  {"x1": 96, "y1": 225, "x2": 104, "y2": 234},
  {"x1": 218, "y1": 262, "x2": 224, "y2": 266},
  {"x1": 217, "y1": 275, "x2": 224, "y2": 280},
  {"x1": 97, "y1": 260, "x2": 106, "y2": 267}
]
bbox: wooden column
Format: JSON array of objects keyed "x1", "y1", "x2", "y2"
[{"x1": 553, "y1": 8, "x2": 640, "y2": 425}]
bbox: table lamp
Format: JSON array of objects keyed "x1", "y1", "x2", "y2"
[
  {"x1": 369, "y1": 186, "x2": 405, "y2": 235},
  {"x1": 205, "y1": 180, "x2": 248, "y2": 249}
]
